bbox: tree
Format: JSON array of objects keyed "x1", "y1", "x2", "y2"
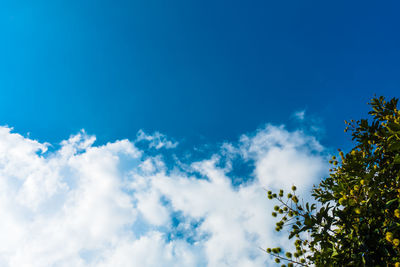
[{"x1": 265, "y1": 96, "x2": 400, "y2": 266}]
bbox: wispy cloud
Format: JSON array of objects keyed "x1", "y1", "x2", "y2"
[
  {"x1": 136, "y1": 130, "x2": 178, "y2": 149},
  {"x1": 293, "y1": 110, "x2": 306, "y2": 121},
  {"x1": 0, "y1": 125, "x2": 327, "y2": 266}
]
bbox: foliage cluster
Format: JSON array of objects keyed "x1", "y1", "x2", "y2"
[{"x1": 265, "y1": 96, "x2": 400, "y2": 266}]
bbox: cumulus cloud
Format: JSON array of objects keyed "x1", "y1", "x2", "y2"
[{"x1": 0, "y1": 124, "x2": 328, "y2": 266}]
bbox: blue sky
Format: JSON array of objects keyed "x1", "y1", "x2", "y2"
[
  {"x1": 0, "y1": 1, "x2": 399, "y2": 266},
  {"x1": 1, "y1": 1, "x2": 399, "y2": 149}
]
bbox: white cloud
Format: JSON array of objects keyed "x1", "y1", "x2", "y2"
[
  {"x1": 136, "y1": 130, "x2": 178, "y2": 149},
  {"x1": 0, "y1": 125, "x2": 328, "y2": 266},
  {"x1": 293, "y1": 110, "x2": 306, "y2": 121},
  {"x1": 238, "y1": 125, "x2": 326, "y2": 192}
]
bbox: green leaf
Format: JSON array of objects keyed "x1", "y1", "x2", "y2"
[
  {"x1": 386, "y1": 199, "x2": 398, "y2": 207},
  {"x1": 394, "y1": 154, "x2": 400, "y2": 164}
]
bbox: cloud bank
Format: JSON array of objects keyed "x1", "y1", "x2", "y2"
[{"x1": 0, "y1": 125, "x2": 327, "y2": 266}]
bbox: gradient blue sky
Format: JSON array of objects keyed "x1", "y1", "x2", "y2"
[{"x1": 1, "y1": 0, "x2": 399, "y2": 148}]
